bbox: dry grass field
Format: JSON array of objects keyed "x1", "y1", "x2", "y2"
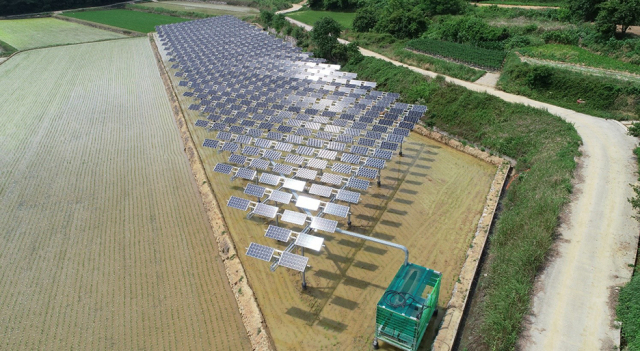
[
  {"x1": 0, "y1": 38, "x2": 250, "y2": 350},
  {"x1": 161, "y1": 48, "x2": 497, "y2": 349},
  {"x1": 0, "y1": 18, "x2": 125, "y2": 50}
]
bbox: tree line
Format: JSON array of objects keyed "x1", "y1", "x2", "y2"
[{"x1": 0, "y1": 0, "x2": 124, "y2": 16}]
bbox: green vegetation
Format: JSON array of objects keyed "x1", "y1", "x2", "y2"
[
  {"x1": 499, "y1": 54, "x2": 640, "y2": 120},
  {"x1": 407, "y1": 38, "x2": 506, "y2": 69},
  {"x1": 473, "y1": 0, "x2": 565, "y2": 6},
  {"x1": 0, "y1": 18, "x2": 125, "y2": 51},
  {"x1": 349, "y1": 32, "x2": 486, "y2": 81},
  {"x1": 0, "y1": 39, "x2": 18, "y2": 57},
  {"x1": 129, "y1": 1, "x2": 259, "y2": 18},
  {"x1": 619, "y1": 147, "x2": 640, "y2": 351},
  {"x1": 342, "y1": 56, "x2": 580, "y2": 350},
  {"x1": 63, "y1": 9, "x2": 190, "y2": 33},
  {"x1": 0, "y1": 0, "x2": 122, "y2": 16},
  {"x1": 286, "y1": 10, "x2": 357, "y2": 29},
  {"x1": 518, "y1": 44, "x2": 640, "y2": 75}
]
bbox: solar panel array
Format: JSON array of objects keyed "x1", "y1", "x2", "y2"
[{"x1": 157, "y1": 16, "x2": 427, "y2": 274}]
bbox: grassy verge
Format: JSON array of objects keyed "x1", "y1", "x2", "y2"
[
  {"x1": 519, "y1": 44, "x2": 640, "y2": 75},
  {"x1": 348, "y1": 32, "x2": 486, "y2": 81},
  {"x1": 62, "y1": 9, "x2": 190, "y2": 33},
  {"x1": 499, "y1": 54, "x2": 640, "y2": 120},
  {"x1": 0, "y1": 39, "x2": 18, "y2": 57},
  {"x1": 342, "y1": 56, "x2": 581, "y2": 350},
  {"x1": 126, "y1": 4, "x2": 214, "y2": 19},
  {"x1": 618, "y1": 147, "x2": 640, "y2": 351},
  {"x1": 471, "y1": 0, "x2": 564, "y2": 6},
  {"x1": 286, "y1": 9, "x2": 356, "y2": 30}
]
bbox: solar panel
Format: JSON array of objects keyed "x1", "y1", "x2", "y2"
[
  {"x1": 357, "y1": 167, "x2": 378, "y2": 179},
  {"x1": 341, "y1": 153, "x2": 361, "y2": 165},
  {"x1": 246, "y1": 242, "x2": 274, "y2": 262},
  {"x1": 310, "y1": 217, "x2": 338, "y2": 233},
  {"x1": 380, "y1": 141, "x2": 398, "y2": 151},
  {"x1": 325, "y1": 125, "x2": 341, "y2": 133},
  {"x1": 284, "y1": 154, "x2": 305, "y2": 166},
  {"x1": 259, "y1": 173, "x2": 280, "y2": 186},
  {"x1": 278, "y1": 251, "x2": 309, "y2": 272},
  {"x1": 327, "y1": 141, "x2": 346, "y2": 152},
  {"x1": 195, "y1": 120, "x2": 209, "y2": 128},
  {"x1": 347, "y1": 177, "x2": 370, "y2": 190},
  {"x1": 282, "y1": 178, "x2": 306, "y2": 192},
  {"x1": 295, "y1": 196, "x2": 321, "y2": 211},
  {"x1": 263, "y1": 150, "x2": 282, "y2": 160},
  {"x1": 268, "y1": 190, "x2": 292, "y2": 204},
  {"x1": 281, "y1": 210, "x2": 308, "y2": 225},
  {"x1": 286, "y1": 134, "x2": 303, "y2": 144},
  {"x1": 335, "y1": 189, "x2": 360, "y2": 204},
  {"x1": 265, "y1": 225, "x2": 291, "y2": 242},
  {"x1": 316, "y1": 150, "x2": 337, "y2": 160},
  {"x1": 324, "y1": 202, "x2": 350, "y2": 218},
  {"x1": 249, "y1": 158, "x2": 270, "y2": 170},
  {"x1": 255, "y1": 138, "x2": 272, "y2": 148},
  {"x1": 295, "y1": 233, "x2": 324, "y2": 251},
  {"x1": 296, "y1": 168, "x2": 318, "y2": 180},
  {"x1": 274, "y1": 142, "x2": 293, "y2": 152},
  {"x1": 308, "y1": 183, "x2": 334, "y2": 198},
  {"x1": 242, "y1": 146, "x2": 260, "y2": 156},
  {"x1": 203, "y1": 139, "x2": 219, "y2": 148},
  {"x1": 253, "y1": 203, "x2": 278, "y2": 218},
  {"x1": 364, "y1": 158, "x2": 386, "y2": 169},
  {"x1": 217, "y1": 131, "x2": 232, "y2": 141},
  {"x1": 229, "y1": 154, "x2": 247, "y2": 165},
  {"x1": 220, "y1": 142, "x2": 239, "y2": 153},
  {"x1": 306, "y1": 158, "x2": 328, "y2": 170},
  {"x1": 321, "y1": 173, "x2": 343, "y2": 186},
  {"x1": 296, "y1": 146, "x2": 315, "y2": 156},
  {"x1": 244, "y1": 183, "x2": 266, "y2": 197},
  {"x1": 351, "y1": 145, "x2": 369, "y2": 155},
  {"x1": 358, "y1": 138, "x2": 376, "y2": 147},
  {"x1": 272, "y1": 163, "x2": 294, "y2": 175},
  {"x1": 236, "y1": 135, "x2": 253, "y2": 145},
  {"x1": 235, "y1": 168, "x2": 256, "y2": 180},
  {"x1": 373, "y1": 149, "x2": 393, "y2": 160},
  {"x1": 214, "y1": 163, "x2": 233, "y2": 174},
  {"x1": 227, "y1": 196, "x2": 250, "y2": 211},
  {"x1": 332, "y1": 163, "x2": 352, "y2": 175}
]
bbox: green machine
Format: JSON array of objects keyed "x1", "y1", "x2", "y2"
[{"x1": 373, "y1": 263, "x2": 442, "y2": 351}]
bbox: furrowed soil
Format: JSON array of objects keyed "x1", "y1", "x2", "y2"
[
  {"x1": 158, "y1": 44, "x2": 497, "y2": 350},
  {"x1": 0, "y1": 37, "x2": 250, "y2": 350},
  {"x1": 0, "y1": 18, "x2": 125, "y2": 50}
]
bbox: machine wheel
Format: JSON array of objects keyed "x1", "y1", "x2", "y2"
[
  {"x1": 373, "y1": 339, "x2": 379, "y2": 350},
  {"x1": 433, "y1": 309, "x2": 439, "y2": 317}
]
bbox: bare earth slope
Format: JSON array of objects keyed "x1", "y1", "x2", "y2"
[{"x1": 0, "y1": 38, "x2": 250, "y2": 350}]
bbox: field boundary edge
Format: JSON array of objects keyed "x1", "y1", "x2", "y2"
[
  {"x1": 413, "y1": 125, "x2": 511, "y2": 351},
  {"x1": 148, "y1": 33, "x2": 274, "y2": 351}
]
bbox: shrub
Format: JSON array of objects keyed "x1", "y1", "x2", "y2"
[
  {"x1": 375, "y1": 8, "x2": 428, "y2": 39},
  {"x1": 259, "y1": 10, "x2": 274, "y2": 27},
  {"x1": 352, "y1": 7, "x2": 378, "y2": 33},
  {"x1": 542, "y1": 29, "x2": 580, "y2": 45}
]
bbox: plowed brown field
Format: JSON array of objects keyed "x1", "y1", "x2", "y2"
[{"x1": 0, "y1": 38, "x2": 250, "y2": 350}]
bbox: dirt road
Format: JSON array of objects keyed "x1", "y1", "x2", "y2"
[{"x1": 281, "y1": 17, "x2": 640, "y2": 349}]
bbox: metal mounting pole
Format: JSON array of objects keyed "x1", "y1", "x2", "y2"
[
  {"x1": 399, "y1": 141, "x2": 403, "y2": 157},
  {"x1": 301, "y1": 247, "x2": 307, "y2": 290},
  {"x1": 377, "y1": 171, "x2": 381, "y2": 187},
  {"x1": 335, "y1": 228, "x2": 409, "y2": 266}
]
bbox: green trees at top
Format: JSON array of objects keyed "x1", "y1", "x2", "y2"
[{"x1": 595, "y1": 0, "x2": 640, "y2": 37}]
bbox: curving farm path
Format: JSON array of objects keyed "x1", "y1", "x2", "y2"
[{"x1": 279, "y1": 14, "x2": 640, "y2": 349}]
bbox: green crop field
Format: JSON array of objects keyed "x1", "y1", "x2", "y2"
[
  {"x1": 286, "y1": 10, "x2": 356, "y2": 30},
  {"x1": 63, "y1": 9, "x2": 190, "y2": 33},
  {"x1": 134, "y1": 1, "x2": 259, "y2": 17},
  {"x1": 0, "y1": 37, "x2": 250, "y2": 350},
  {"x1": 0, "y1": 18, "x2": 125, "y2": 50},
  {"x1": 406, "y1": 38, "x2": 507, "y2": 70},
  {"x1": 518, "y1": 44, "x2": 640, "y2": 75}
]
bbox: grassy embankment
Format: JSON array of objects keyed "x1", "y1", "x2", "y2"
[
  {"x1": 499, "y1": 54, "x2": 640, "y2": 120},
  {"x1": 519, "y1": 44, "x2": 640, "y2": 75},
  {"x1": 618, "y1": 144, "x2": 640, "y2": 351},
  {"x1": 128, "y1": 2, "x2": 259, "y2": 19},
  {"x1": 63, "y1": 9, "x2": 190, "y2": 33},
  {"x1": 342, "y1": 56, "x2": 581, "y2": 350},
  {"x1": 0, "y1": 39, "x2": 17, "y2": 57}
]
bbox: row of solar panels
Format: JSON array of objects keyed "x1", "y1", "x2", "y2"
[{"x1": 157, "y1": 16, "x2": 427, "y2": 273}]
